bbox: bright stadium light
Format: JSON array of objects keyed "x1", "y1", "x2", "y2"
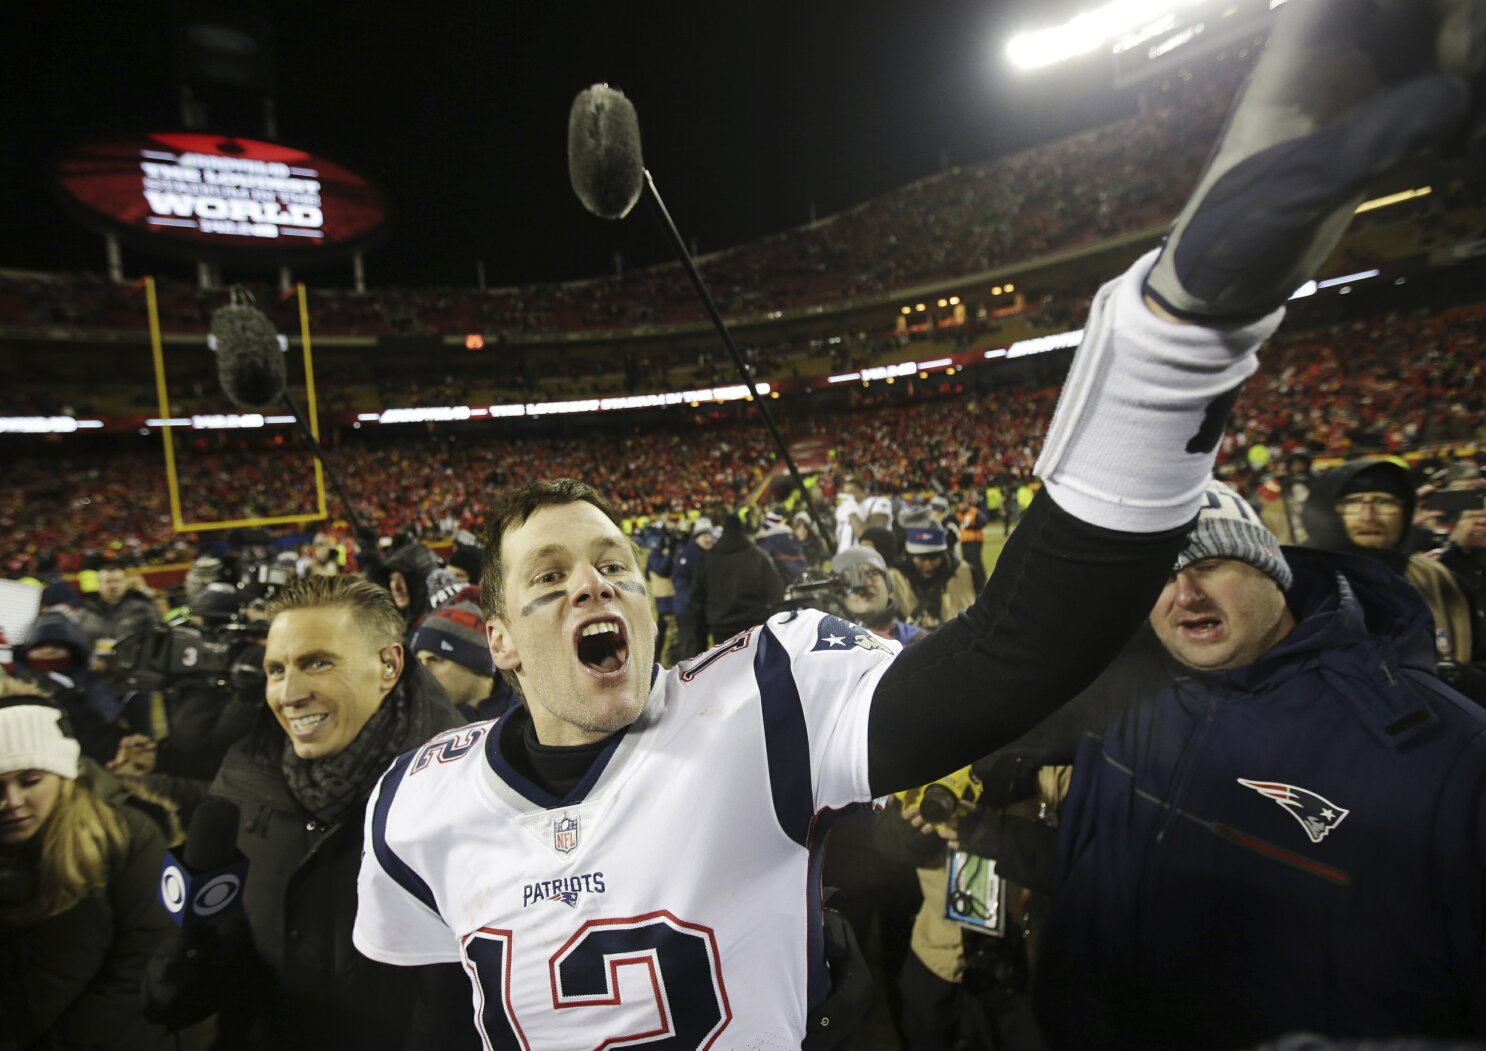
[
  {"x1": 1007, "y1": 0, "x2": 1194, "y2": 70},
  {"x1": 1005, "y1": 0, "x2": 1299, "y2": 71}
]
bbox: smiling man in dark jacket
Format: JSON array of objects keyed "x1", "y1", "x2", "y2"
[
  {"x1": 1028, "y1": 481, "x2": 1486, "y2": 1049},
  {"x1": 200, "y1": 576, "x2": 472, "y2": 1050}
]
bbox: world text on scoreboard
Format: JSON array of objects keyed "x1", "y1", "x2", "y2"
[{"x1": 54, "y1": 132, "x2": 389, "y2": 262}]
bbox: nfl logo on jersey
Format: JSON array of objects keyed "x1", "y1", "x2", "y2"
[{"x1": 553, "y1": 814, "x2": 579, "y2": 854}]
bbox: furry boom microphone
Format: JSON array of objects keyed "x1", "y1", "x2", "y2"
[
  {"x1": 566, "y1": 84, "x2": 834, "y2": 546},
  {"x1": 567, "y1": 85, "x2": 645, "y2": 221},
  {"x1": 210, "y1": 301, "x2": 286, "y2": 410},
  {"x1": 205, "y1": 290, "x2": 367, "y2": 535}
]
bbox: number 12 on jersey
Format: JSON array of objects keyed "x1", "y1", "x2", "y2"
[{"x1": 461, "y1": 910, "x2": 732, "y2": 1049}]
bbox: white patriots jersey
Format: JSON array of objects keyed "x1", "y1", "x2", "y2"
[{"x1": 355, "y1": 609, "x2": 899, "y2": 1049}]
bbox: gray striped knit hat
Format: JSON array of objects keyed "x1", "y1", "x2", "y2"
[{"x1": 1175, "y1": 480, "x2": 1292, "y2": 591}]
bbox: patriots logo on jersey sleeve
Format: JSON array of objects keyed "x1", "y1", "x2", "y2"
[
  {"x1": 811, "y1": 614, "x2": 895, "y2": 655},
  {"x1": 1237, "y1": 779, "x2": 1349, "y2": 844}
]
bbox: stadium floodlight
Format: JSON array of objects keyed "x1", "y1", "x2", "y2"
[
  {"x1": 1005, "y1": 0, "x2": 1294, "y2": 71},
  {"x1": 1008, "y1": 0, "x2": 1191, "y2": 70}
]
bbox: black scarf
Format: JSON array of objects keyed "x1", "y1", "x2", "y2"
[{"x1": 280, "y1": 683, "x2": 425, "y2": 825}]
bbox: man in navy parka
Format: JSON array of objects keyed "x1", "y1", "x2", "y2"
[{"x1": 1031, "y1": 481, "x2": 1486, "y2": 1049}]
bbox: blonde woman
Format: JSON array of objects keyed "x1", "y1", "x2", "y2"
[{"x1": 0, "y1": 702, "x2": 171, "y2": 1050}]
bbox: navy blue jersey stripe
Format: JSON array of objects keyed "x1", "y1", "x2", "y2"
[
  {"x1": 805, "y1": 806, "x2": 852, "y2": 1012},
  {"x1": 754, "y1": 624, "x2": 814, "y2": 847},
  {"x1": 371, "y1": 749, "x2": 439, "y2": 916}
]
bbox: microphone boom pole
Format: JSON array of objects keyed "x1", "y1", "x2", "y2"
[
  {"x1": 638, "y1": 171, "x2": 832, "y2": 544},
  {"x1": 567, "y1": 83, "x2": 834, "y2": 544},
  {"x1": 279, "y1": 387, "x2": 368, "y2": 539}
]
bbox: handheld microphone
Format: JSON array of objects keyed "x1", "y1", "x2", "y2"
[
  {"x1": 566, "y1": 84, "x2": 835, "y2": 547},
  {"x1": 157, "y1": 798, "x2": 247, "y2": 927},
  {"x1": 145, "y1": 799, "x2": 251, "y2": 1027},
  {"x1": 211, "y1": 297, "x2": 287, "y2": 411},
  {"x1": 567, "y1": 84, "x2": 645, "y2": 221}
]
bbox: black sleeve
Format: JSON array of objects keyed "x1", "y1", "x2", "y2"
[
  {"x1": 975, "y1": 633, "x2": 1157, "y2": 779},
  {"x1": 403, "y1": 964, "x2": 483, "y2": 1050},
  {"x1": 866, "y1": 491, "x2": 1189, "y2": 797}
]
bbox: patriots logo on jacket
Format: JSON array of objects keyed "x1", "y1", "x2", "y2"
[
  {"x1": 811, "y1": 614, "x2": 894, "y2": 655},
  {"x1": 1237, "y1": 779, "x2": 1349, "y2": 844}
]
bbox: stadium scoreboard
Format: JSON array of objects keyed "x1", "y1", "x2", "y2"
[{"x1": 54, "y1": 132, "x2": 389, "y2": 263}]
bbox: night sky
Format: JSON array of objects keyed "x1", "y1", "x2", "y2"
[{"x1": 4, "y1": 0, "x2": 1131, "y2": 290}]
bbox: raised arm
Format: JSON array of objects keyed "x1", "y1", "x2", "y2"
[{"x1": 866, "y1": 0, "x2": 1475, "y2": 796}]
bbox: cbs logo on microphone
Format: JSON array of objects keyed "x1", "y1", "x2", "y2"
[{"x1": 157, "y1": 853, "x2": 249, "y2": 927}]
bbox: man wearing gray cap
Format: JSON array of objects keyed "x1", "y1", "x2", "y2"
[{"x1": 1013, "y1": 480, "x2": 1486, "y2": 1048}]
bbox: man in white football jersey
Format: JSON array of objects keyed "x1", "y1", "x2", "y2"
[{"x1": 355, "y1": 8, "x2": 1473, "y2": 1044}]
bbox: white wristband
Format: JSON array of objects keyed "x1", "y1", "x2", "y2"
[{"x1": 1035, "y1": 249, "x2": 1285, "y2": 533}]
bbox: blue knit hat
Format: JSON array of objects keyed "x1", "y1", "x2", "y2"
[{"x1": 410, "y1": 601, "x2": 494, "y2": 676}]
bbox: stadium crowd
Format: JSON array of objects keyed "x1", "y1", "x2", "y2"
[{"x1": 5, "y1": 294, "x2": 1483, "y2": 577}]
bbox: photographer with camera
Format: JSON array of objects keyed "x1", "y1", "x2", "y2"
[
  {"x1": 104, "y1": 582, "x2": 272, "y2": 828},
  {"x1": 894, "y1": 759, "x2": 1055, "y2": 1051}
]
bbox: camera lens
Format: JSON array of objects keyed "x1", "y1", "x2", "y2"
[{"x1": 919, "y1": 783, "x2": 959, "y2": 824}]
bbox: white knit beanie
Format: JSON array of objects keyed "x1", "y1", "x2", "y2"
[
  {"x1": 0, "y1": 705, "x2": 81, "y2": 780},
  {"x1": 1175, "y1": 480, "x2": 1293, "y2": 591}
]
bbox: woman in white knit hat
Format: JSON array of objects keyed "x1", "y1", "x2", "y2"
[{"x1": 0, "y1": 699, "x2": 172, "y2": 1050}]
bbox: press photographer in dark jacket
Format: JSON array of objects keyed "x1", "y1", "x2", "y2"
[{"x1": 197, "y1": 577, "x2": 472, "y2": 1050}]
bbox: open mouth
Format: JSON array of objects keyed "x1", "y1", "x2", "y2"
[
  {"x1": 575, "y1": 618, "x2": 630, "y2": 675},
  {"x1": 1179, "y1": 616, "x2": 1223, "y2": 639}
]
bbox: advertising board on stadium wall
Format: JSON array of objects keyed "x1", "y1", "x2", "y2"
[{"x1": 54, "y1": 132, "x2": 389, "y2": 262}]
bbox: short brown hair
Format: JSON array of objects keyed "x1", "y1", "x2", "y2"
[
  {"x1": 479, "y1": 479, "x2": 624, "y2": 620},
  {"x1": 265, "y1": 575, "x2": 404, "y2": 648}
]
